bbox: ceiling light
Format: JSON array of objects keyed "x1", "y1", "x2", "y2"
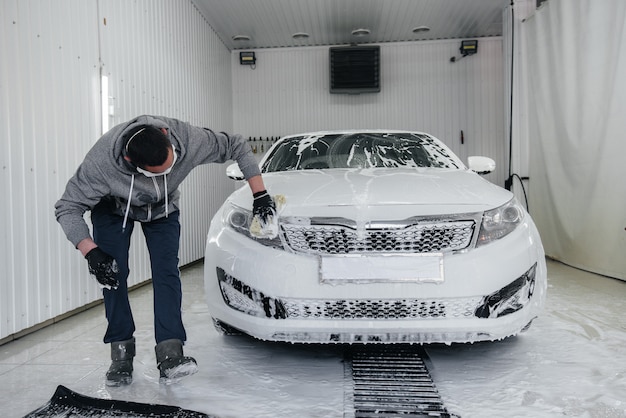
[
  {"x1": 232, "y1": 35, "x2": 251, "y2": 41},
  {"x1": 292, "y1": 32, "x2": 310, "y2": 39},
  {"x1": 412, "y1": 26, "x2": 431, "y2": 33},
  {"x1": 351, "y1": 28, "x2": 371, "y2": 37}
]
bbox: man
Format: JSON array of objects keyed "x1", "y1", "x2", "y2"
[{"x1": 55, "y1": 115, "x2": 276, "y2": 386}]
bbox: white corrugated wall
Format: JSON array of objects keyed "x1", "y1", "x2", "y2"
[
  {"x1": 232, "y1": 38, "x2": 506, "y2": 186},
  {"x1": 0, "y1": 0, "x2": 233, "y2": 341}
]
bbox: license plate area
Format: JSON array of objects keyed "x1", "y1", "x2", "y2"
[{"x1": 319, "y1": 253, "x2": 444, "y2": 285}]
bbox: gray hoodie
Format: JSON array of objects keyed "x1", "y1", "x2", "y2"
[{"x1": 55, "y1": 115, "x2": 260, "y2": 247}]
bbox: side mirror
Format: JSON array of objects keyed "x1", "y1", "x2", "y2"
[
  {"x1": 226, "y1": 163, "x2": 245, "y2": 180},
  {"x1": 468, "y1": 156, "x2": 496, "y2": 175}
]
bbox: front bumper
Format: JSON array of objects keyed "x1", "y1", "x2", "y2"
[{"x1": 204, "y1": 216, "x2": 547, "y2": 344}]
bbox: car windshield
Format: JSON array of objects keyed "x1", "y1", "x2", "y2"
[{"x1": 261, "y1": 132, "x2": 463, "y2": 173}]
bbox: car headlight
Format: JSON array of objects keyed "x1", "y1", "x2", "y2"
[
  {"x1": 223, "y1": 202, "x2": 283, "y2": 249},
  {"x1": 476, "y1": 198, "x2": 525, "y2": 246}
]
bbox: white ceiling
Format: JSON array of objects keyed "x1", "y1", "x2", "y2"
[{"x1": 192, "y1": 0, "x2": 512, "y2": 50}]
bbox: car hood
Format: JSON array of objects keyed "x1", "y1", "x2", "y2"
[{"x1": 229, "y1": 168, "x2": 512, "y2": 218}]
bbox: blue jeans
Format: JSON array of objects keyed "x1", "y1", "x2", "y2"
[{"x1": 91, "y1": 200, "x2": 186, "y2": 344}]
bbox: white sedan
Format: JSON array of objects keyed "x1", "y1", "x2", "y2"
[{"x1": 204, "y1": 130, "x2": 546, "y2": 344}]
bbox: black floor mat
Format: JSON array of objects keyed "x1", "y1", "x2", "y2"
[{"x1": 24, "y1": 385, "x2": 213, "y2": 417}]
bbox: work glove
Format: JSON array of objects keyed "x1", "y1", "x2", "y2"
[
  {"x1": 85, "y1": 247, "x2": 119, "y2": 289},
  {"x1": 250, "y1": 191, "x2": 278, "y2": 239},
  {"x1": 252, "y1": 191, "x2": 276, "y2": 224}
]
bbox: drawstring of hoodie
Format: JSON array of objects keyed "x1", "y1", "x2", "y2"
[
  {"x1": 122, "y1": 174, "x2": 135, "y2": 232},
  {"x1": 122, "y1": 173, "x2": 169, "y2": 232},
  {"x1": 123, "y1": 145, "x2": 175, "y2": 231},
  {"x1": 164, "y1": 174, "x2": 169, "y2": 218}
]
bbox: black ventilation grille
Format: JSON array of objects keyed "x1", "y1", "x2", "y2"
[{"x1": 330, "y1": 46, "x2": 381, "y2": 94}]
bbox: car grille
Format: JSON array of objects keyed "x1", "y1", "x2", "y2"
[
  {"x1": 281, "y1": 220, "x2": 476, "y2": 255},
  {"x1": 216, "y1": 264, "x2": 537, "y2": 323},
  {"x1": 282, "y1": 297, "x2": 481, "y2": 320}
]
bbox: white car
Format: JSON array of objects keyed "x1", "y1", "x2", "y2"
[{"x1": 204, "y1": 130, "x2": 546, "y2": 344}]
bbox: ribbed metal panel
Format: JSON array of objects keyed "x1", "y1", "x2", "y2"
[
  {"x1": 1, "y1": 0, "x2": 103, "y2": 340},
  {"x1": 195, "y1": 0, "x2": 509, "y2": 50},
  {"x1": 1, "y1": 0, "x2": 232, "y2": 341},
  {"x1": 233, "y1": 38, "x2": 506, "y2": 186}
]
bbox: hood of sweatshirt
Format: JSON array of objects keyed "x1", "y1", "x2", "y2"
[{"x1": 111, "y1": 115, "x2": 182, "y2": 174}]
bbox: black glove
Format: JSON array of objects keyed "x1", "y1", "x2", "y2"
[
  {"x1": 252, "y1": 191, "x2": 276, "y2": 224},
  {"x1": 85, "y1": 247, "x2": 119, "y2": 289}
]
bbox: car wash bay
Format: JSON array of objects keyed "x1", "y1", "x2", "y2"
[
  {"x1": 2, "y1": 259, "x2": 626, "y2": 417},
  {"x1": 1, "y1": 0, "x2": 625, "y2": 417}
]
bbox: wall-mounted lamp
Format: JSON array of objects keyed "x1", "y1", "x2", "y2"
[
  {"x1": 450, "y1": 40, "x2": 479, "y2": 63},
  {"x1": 239, "y1": 51, "x2": 256, "y2": 66},
  {"x1": 460, "y1": 40, "x2": 478, "y2": 56}
]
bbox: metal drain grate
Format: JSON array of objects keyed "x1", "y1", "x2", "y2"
[{"x1": 344, "y1": 347, "x2": 458, "y2": 417}]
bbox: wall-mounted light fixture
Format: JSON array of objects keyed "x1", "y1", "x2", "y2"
[
  {"x1": 460, "y1": 40, "x2": 478, "y2": 56},
  {"x1": 239, "y1": 51, "x2": 256, "y2": 66},
  {"x1": 450, "y1": 40, "x2": 479, "y2": 63}
]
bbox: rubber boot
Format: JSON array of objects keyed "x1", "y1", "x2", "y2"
[
  {"x1": 155, "y1": 339, "x2": 198, "y2": 383},
  {"x1": 105, "y1": 337, "x2": 135, "y2": 387}
]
